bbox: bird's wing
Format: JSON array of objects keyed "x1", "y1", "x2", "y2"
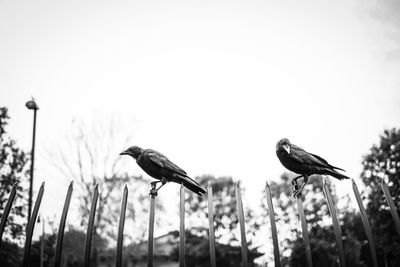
[
  {"x1": 309, "y1": 152, "x2": 345, "y2": 171},
  {"x1": 290, "y1": 144, "x2": 331, "y2": 169},
  {"x1": 145, "y1": 149, "x2": 188, "y2": 176}
]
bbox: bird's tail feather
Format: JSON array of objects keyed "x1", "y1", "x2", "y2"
[
  {"x1": 326, "y1": 169, "x2": 350, "y2": 180},
  {"x1": 176, "y1": 175, "x2": 206, "y2": 196},
  {"x1": 331, "y1": 165, "x2": 345, "y2": 172}
]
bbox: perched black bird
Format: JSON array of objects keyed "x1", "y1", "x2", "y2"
[
  {"x1": 120, "y1": 146, "x2": 206, "y2": 196},
  {"x1": 276, "y1": 138, "x2": 349, "y2": 197}
]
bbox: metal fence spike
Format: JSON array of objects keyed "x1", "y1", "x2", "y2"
[
  {"x1": 179, "y1": 185, "x2": 185, "y2": 267},
  {"x1": 148, "y1": 189, "x2": 156, "y2": 267},
  {"x1": 380, "y1": 179, "x2": 400, "y2": 236},
  {"x1": 323, "y1": 180, "x2": 346, "y2": 267},
  {"x1": 22, "y1": 181, "x2": 45, "y2": 267},
  {"x1": 207, "y1": 182, "x2": 216, "y2": 267},
  {"x1": 54, "y1": 181, "x2": 74, "y2": 267},
  {"x1": 236, "y1": 183, "x2": 249, "y2": 267},
  {"x1": 84, "y1": 185, "x2": 99, "y2": 267},
  {"x1": 0, "y1": 183, "x2": 18, "y2": 247},
  {"x1": 116, "y1": 185, "x2": 128, "y2": 267},
  {"x1": 296, "y1": 197, "x2": 313, "y2": 267},
  {"x1": 265, "y1": 182, "x2": 281, "y2": 267},
  {"x1": 352, "y1": 179, "x2": 378, "y2": 267}
]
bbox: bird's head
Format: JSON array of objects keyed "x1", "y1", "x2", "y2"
[
  {"x1": 276, "y1": 138, "x2": 291, "y2": 154},
  {"x1": 119, "y1": 146, "x2": 143, "y2": 159}
]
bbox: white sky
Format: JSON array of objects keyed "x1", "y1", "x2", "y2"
[{"x1": 1, "y1": 0, "x2": 400, "y2": 251}]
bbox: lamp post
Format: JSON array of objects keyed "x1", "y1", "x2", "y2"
[{"x1": 25, "y1": 98, "x2": 39, "y2": 225}]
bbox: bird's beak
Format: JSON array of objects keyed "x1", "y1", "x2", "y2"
[
  {"x1": 283, "y1": 144, "x2": 291, "y2": 154},
  {"x1": 119, "y1": 150, "x2": 129, "y2": 156}
]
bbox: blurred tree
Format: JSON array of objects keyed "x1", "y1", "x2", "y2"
[
  {"x1": 340, "y1": 210, "x2": 369, "y2": 267},
  {"x1": 186, "y1": 175, "x2": 260, "y2": 244},
  {"x1": 361, "y1": 128, "x2": 400, "y2": 266},
  {"x1": 184, "y1": 175, "x2": 262, "y2": 265},
  {"x1": 59, "y1": 227, "x2": 86, "y2": 267},
  {"x1": 170, "y1": 230, "x2": 263, "y2": 267},
  {"x1": 262, "y1": 174, "x2": 332, "y2": 256},
  {"x1": 0, "y1": 240, "x2": 23, "y2": 267},
  {"x1": 263, "y1": 173, "x2": 366, "y2": 266},
  {"x1": 47, "y1": 118, "x2": 164, "y2": 264},
  {"x1": 28, "y1": 226, "x2": 110, "y2": 267},
  {"x1": 0, "y1": 107, "x2": 29, "y2": 243},
  {"x1": 30, "y1": 232, "x2": 57, "y2": 267}
]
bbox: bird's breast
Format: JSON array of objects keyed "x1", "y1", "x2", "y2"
[{"x1": 277, "y1": 150, "x2": 308, "y2": 175}]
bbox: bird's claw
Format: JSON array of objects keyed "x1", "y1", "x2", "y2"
[
  {"x1": 149, "y1": 182, "x2": 158, "y2": 197},
  {"x1": 293, "y1": 189, "x2": 302, "y2": 198},
  {"x1": 149, "y1": 188, "x2": 158, "y2": 197}
]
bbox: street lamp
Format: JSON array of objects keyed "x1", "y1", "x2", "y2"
[{"x1": 25, "y1": 98, "x2": 39, "y2": 225}]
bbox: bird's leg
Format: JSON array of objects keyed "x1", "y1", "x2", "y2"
[
  {"x1": 153, "y1": 178, "x2": 167, "y2": 193},
  {"x1": 293, "y1": 175, "x2": 309, "y2": 198},
  {"x1": 291, "y1": 175, "x2": 303, "y2": 191},
  {"x1": 149, "y1": 178, "x2": 168, "y2": 196},
  {"x1": 291, "y1": 175, "x2": 303, "y2": 186}
]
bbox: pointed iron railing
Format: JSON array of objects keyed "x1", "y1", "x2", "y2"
[
  {"x1": 148, "y1": 188, "x2": 156, "y2": 267},
  {"x1": 179, "y1": 185, "x2": 186, "y2": 267},
  {"x1": 116, "y1": 185, "x2": 128, "y2": 267},
  {"x1": 54, "y1": 181, "x2": 74, "y2": 267},
  {"x1": 265, "y1": 182, "x2": 281, "y2": 267},
  {"x1": 296, "y1": 196, "x2": 313, "y2": 267},
  {"x1": 207, "y1": 182, "x2": 217, "y2": 267},
  {"x1": 352, "y1": 179, "x2": 378, "y2": 267},
  {"x1": 236, "y1": 183, "x2": 249, "y2": 267},
  {"x1": 84, "y1": 183, "x2": 99, "y2": 267},
  {"x1": 0, "y1": 183, "x2": 18, "y2": 247},
  {"x1": 22, "y1": 181, "x2": 45, "y2": 267},
  {"x1": 323, "y1": 179, "x2": 345, "y2": 267},
  {"x1": 380, "y1": 179, "x2": 400, "y2": 236}
]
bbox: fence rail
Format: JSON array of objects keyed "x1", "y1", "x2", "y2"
[{"x1": 0, "y1": 178, "x2": 399, "y2": 266}]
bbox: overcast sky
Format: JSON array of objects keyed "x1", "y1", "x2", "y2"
[{"x1": 1, "y1": 0, "x2": 400, "y2": 246}]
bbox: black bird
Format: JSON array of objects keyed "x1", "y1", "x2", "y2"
[
  {"x1": 276, "y1": 138, "x2": 349, "y2": 197},
  {"x1": 120, "y1": 146, "x2": 206, "y2": 196}
]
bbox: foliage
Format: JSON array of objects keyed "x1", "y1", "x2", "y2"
[
  {"x1": 340, "y1": 210, "x2": 370, "y2": 267},
  {"x1": 0, "y1": 240, "x2": 23, "y2": 267},
  {"x1": 182, "y1": 175, "x2": 262, "y2": 265},
  {"x1": 0, "y1": 107, "x2": 29, "y2": 243},
  {"x1": 30, "y1": 231, "x2": 57, "y2": 267},
  {"x1": 263, "y1": 173, "x2": 369, "y2": 266},
  {"x1": 170, "y1": 230, "x2": 262, "y2": 267},
  {"x1": 57, "y1": 227, "x2": 86, "y2": 267},
  {"x1": 262, "y1": 174, "x2": 333, "y2": 256},
  {"x1": 185, "y1": 175, "x2": 260, "y2": 245},
  {"x1": 361, "y1": 128, "x2": 400, "y2": 266},
  {"x1": 24, "y1": 226, "x2": 110, "y2": 267}
]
